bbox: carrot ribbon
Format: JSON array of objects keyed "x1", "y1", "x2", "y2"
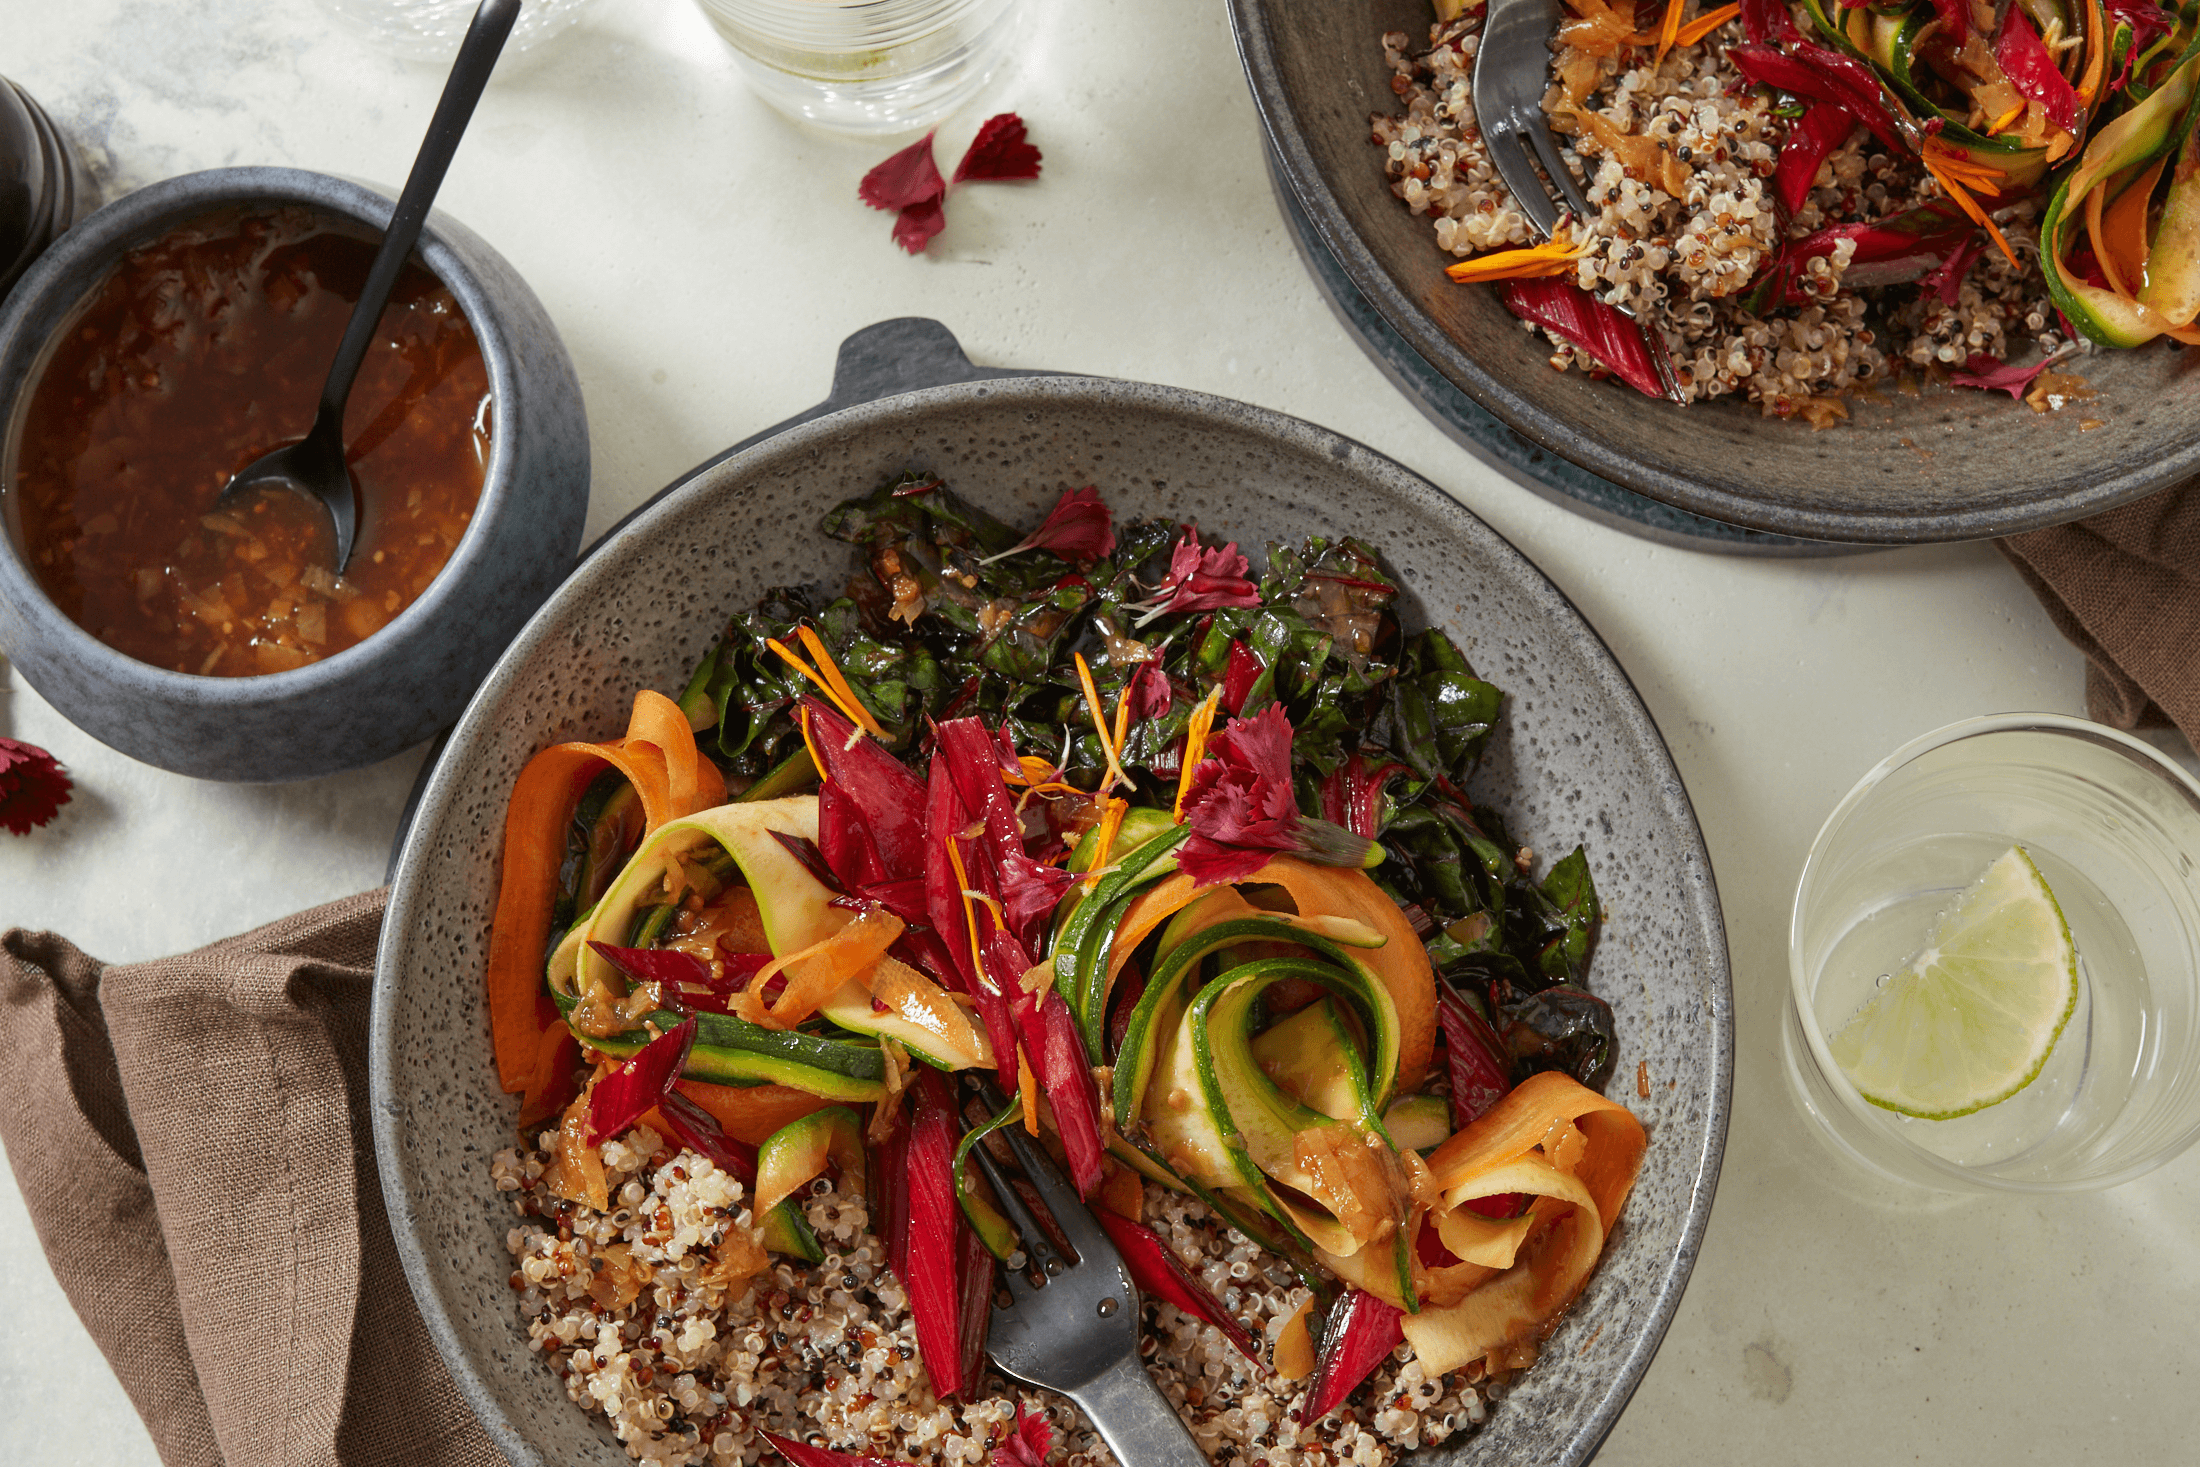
[{"x1": 485, "y1": 690, "x2": 727, "y2": 1099}]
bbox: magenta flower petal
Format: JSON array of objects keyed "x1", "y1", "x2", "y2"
[
  {"x1": 860, "y1": 132, "x2": 945, "y2": 213},
  {"x1": 1025, "y1": 485, "x2": 1116, "y2": 559},
  {"x1": 1127, "y1": 659, "x2": 1172, "y2": 723},
  {"x1": 1178, "y1": 706, "x2": 1377, "y2": 887},
  {"x1": 1178, "y1": 836, "x2": 1284, "y2": 887},
  {"x1": 988, "y1": 485, "x2": 1117, "y2": 563},
  {"x1": 990, "y1": 1402, "x2": 1052, "y2": 1467},
  {"x1": 0, "y1": 738, "x2": 72, "y2": 835},
  {"x1": 1133, "y1": 527, "x2": 1263, "y2": 623},
  {"x1": 1949, "y1": 353, "x2": 2055, "y2": 399},
  {"x1": 954, "y1": 113, "x2": 1042, "y2": 184},
  {"x1": 892, "y1": 195, "x2": 948, "y2": 255}
]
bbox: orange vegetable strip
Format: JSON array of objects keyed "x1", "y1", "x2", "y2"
[
  {"x1": 1654, "y1": 0, "x2": 1686, "y2": 64},
  {"x1": 1921, "y1": 144, "x2": 2019, "y2": 269},
  {"x1": 1443, "y1": 234, "x2": 1589, "y2": 285},
  {"x1": 768, "y1": 635, "x2": 884, "y2": 740},
  {"x1": 2098, "y1": 156, "x2": 2167, "y2": 299},
  {"x1": 942, "y1": 830, "x2": 996, "y2": 993},
  {"x1": 487, "y1": 745, "x2": 608, "y2": 1092},
  {"x1": 2087, "y1": 175, "x2": 2123, "y2": 296},
  {"x1": 2075, "y1": 0, "x2": 2109, "y2": 110},
  {"x1": 1017, "y1": 1050, "x2": 1041, "y2": 1136},
  {"x1": 737, "y1": 906, "x2": 903, "y2": 1028},
  {"x1": 486, "y1": 748, "x2": 669, "y2": 1090},
  {"x1": 1674, "y1": 1, "x2": 1738, "y2": 45},
  {"x1": 797, "y1": 702, "x2": 828, "y2": 783},
  {"x1": 1072, "y1": 652, "x2": 1130, "y2": 794},
  {"x1": 1005, "y1": 754, "x2": 1057, "y2": 787},
  {"x1": 624, "y1": 688, "x2": 727, "y2": 818},
  {"x1": 1425, "y1": 1070, "x2": 1646, "y2": 1229},
  {"x1": 796, "y1": 624, "x2": 889, "y2": 740},
  {"x1": 1082, "y1": 796, "x2": 1129, "y2": 885},
  {"x1": 671, "y1": 1080, "x2": 837, "y2": 1145},
  {"x1": 1401, "y1": 1071, "x2": 1646, "y2": 1375},
  {"x1": 1174, "y1": 687, "x2": 1224, "y2": 821},
  {"x1": 485, "y1": 691, "x2": 729, "y2": 1091},
  {"x1": 1401, "y1": 1183, "x2": 1604, "y2": 1374},
  {"x1": 1096, "y1": 1161, "x2": 1144, "y2": 1222}
]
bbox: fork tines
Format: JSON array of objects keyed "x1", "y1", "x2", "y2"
[
  {"x1": 969, "y1": 1122, "x2": 1107, "y2": 1285},
  {"x1": 1473, "y1": 0, "x2": 1594, "y2": 241}
]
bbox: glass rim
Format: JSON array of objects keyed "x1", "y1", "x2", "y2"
[{"x1": 1787, "y1": 711, "x2": 2200, "y2": 1194}]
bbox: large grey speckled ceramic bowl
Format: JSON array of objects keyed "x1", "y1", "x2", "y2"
[
  {"x1": 0, "y1": 166, "x2": 588, "y2": 781},
  {"x1": 1232, "y1": 0, "x2": 2200, "y2": 543},
  {"x1": 372, "y1": 379, "x2": 1733, "y2": 1467}
]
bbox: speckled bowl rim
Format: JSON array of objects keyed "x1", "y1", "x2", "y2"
[
  {"x1": 1226, "y1": 0, "x2": 2191, "y2": 544},
  {"x1": 0, "y1": 165, "x2": 520, "y2": 697},
  {"x1": 374, "y1": 375, "x2": 1734, "y2": 1467}
]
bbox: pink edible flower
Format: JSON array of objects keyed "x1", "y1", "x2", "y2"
[
  {"x1": 892, "y1": 196, "x2": 948, "y2": 255},
  {"x1": 858, "y1": 134, "x2": 947, "y2": 213},
  {"x1": 859, "y1": 114, "x2": 1042, "y2": 256},
  {"x1": 1178, "y1": 705, "x2": 1378, "y2": 886},
  {"x1": 0, "y1": 737, "x2": 72, "y2": 835},
  {"x1": 990, "y1": 1403, "x2": 1052, "y2": 1467},
  {"x1": 1132, "y1": 527, "x2": 1263, "y2": 626},
  {"x1": 983, "y1": 485, "x2": 1117, "y2": 563},
  {"x1": 955, "y1": 113, "x2": 1042, "y2": 184},
  {"x1": 1126, "y1": 658, "x2": 1172, "y2": 724}
]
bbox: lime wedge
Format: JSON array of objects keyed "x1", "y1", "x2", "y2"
[{"x1": 1828, "y1": 846, "x2": 2079, "y2": 1120}]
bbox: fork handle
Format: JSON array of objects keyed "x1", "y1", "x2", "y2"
[{"x1": 1063, "y1": 1353, "x2": 1212, "y2": 1467}]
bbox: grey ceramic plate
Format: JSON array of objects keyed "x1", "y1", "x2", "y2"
[
  {"x1": 371, "y1": 377, "x2": 1734, "y2": 1467},
  {"x1": 1231, "y1": 0, "x2": 2200, "y2": 544}
]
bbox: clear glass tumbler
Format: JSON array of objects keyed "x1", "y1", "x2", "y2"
[
  {"x1": 1785, "y1": 714, "x2": 2200, "y2": 1193},
  {"x1": 691, "y1": 0, "x2": 1025, "y2": 135}
]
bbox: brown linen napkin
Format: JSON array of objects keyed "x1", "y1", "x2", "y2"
[
  {"x1": 0, "y1": 890, "x2": 505, "y2": 1467},
  {"x1": 2000, "y1": 488, "x2": 2200, "y2": 744}
]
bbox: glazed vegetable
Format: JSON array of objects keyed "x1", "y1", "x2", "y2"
[
  {"x1": 485, "y1": 689, "x2": 725, "y2": 1096},
  {"x1": 1303, "y1": 1290, "x2": 1406, "y2": 1422}
]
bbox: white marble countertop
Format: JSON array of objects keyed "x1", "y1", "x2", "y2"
[{"x1": 3, "y1": 1, "x2": 2196, "y2": 1463}]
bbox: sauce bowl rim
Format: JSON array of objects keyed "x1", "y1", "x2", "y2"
[{"x1": 0, "y1": 164, "x2": 520, "y2": 702}]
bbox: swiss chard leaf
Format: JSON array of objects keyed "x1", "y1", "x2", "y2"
[{"x1": 1496, "y1": 984, "x2": 1616, "y2": 1092}]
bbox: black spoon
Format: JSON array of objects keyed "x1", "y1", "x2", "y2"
[{"x1": 216, "y1": 0, "x2": 520, "y2": 574}]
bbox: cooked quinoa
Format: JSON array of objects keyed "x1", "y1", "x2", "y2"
[
  {"x1": 493, "y1": 1125, "x2": 1499, "y2": 1467},
  {"x1": 1372, "y1": 10, "x2": 2071, "y2": 420}
]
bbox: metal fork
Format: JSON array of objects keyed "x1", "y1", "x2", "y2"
[
  {"x1": 1472, "y1": 0, "x2": 1593, "y2": 240},
  {"x1": 1469, "y1": 0, "x2": 1684, "y2": 399},
  {"x1": 969, "y1": 1123, "x2": 1210, "y2": 1467}
]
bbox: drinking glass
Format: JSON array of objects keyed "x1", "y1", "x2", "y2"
[
  {"x1": 691, "y1": 0, "x2": 1025, "y2": 135},
  {"x1": 1785, "y1": 713, "x2": 2200, "y2": 1192}
]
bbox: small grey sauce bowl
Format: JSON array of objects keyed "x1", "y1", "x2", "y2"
[
  {"x1": 0, "y1": 166, "x2": 588, "y2": 782},
  {"x1": 372, "y1": 377, "x2": 1734, "y2": 1467}
]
